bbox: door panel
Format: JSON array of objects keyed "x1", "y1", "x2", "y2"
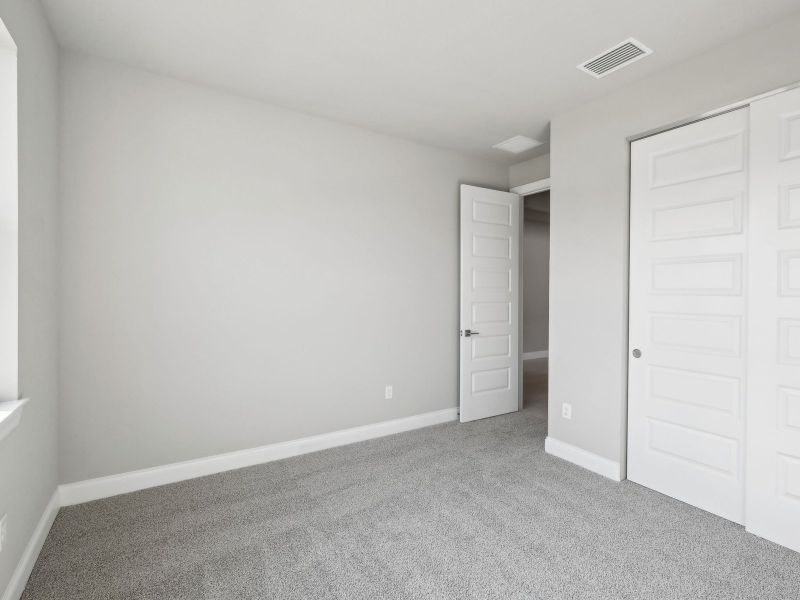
[
  {"x1": 460, "y1": 185, "x2": 520, "y2": 422},
  {"x1": 746, "y1": 87, "x2": 800, "y2": 553},
  {"x1": 628, "y1": 109, "x2": 748, "y2": 524}
]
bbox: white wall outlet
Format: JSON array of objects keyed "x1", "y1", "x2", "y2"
[
  {"x1": 562, "y1": 403, "x2": 572, "y2": 420},
  {"x1": 0, "y1": 513, "x2": 6, "y2": 553},
  {"x1": 385, "y1": 385, "x2": 393, "y2": 400}
]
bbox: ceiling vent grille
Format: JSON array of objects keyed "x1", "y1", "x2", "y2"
[{"x1": 577, "y1": 38, "x2": 652, "y2": 78}]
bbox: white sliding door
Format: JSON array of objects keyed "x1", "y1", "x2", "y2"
[
  {"x1": 459, "y1": 185, "x2": 520, "y2": 423},
  {"x1": 628, "y1": 109, "x2": 748, "y2": 524},
  {"x1": 746, "y1": 87, "x2": 800, "y2": 553}
]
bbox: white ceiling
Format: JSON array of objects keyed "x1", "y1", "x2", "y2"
[{"x1": 41, "y1": 0, "x2": 800, "y2": 163}]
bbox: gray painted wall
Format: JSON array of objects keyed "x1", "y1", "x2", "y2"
[
  {"x1": 548, "y1": 12, "x2": 800, "y2": 468},
  {"x1": 0, "y1": 0, "x2": 60, "y2": 594},
  {"x1": 509, "y1": 154, "x2": 550, "y2": 188},
  {"x1": 58, "y1": 53, "x2": 508, "y2": 483},
  {"x1": 523, "y1": 194, "x2": 549, "y2": 353}
]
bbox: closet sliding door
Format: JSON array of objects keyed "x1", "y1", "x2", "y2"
[
  {"x1": 746, "y1": 87, "x2": 800, "y2": 553},
  {"x1": 628, "y1": 86, "x2": 800, "y2": 553},
  {"x1": 627, "y1": 109, "x2": 748, "y2": 524}
]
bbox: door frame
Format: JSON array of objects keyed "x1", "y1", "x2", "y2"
[
  {"x1": 511, "y1": 177, "x2": 551, "y2": 411},
  {"x1": 627, "y1": 81, "x2": 800, "y2": 144},
  {"x1": 511, "y1": 177, "x2": 551, "y2": 197}
]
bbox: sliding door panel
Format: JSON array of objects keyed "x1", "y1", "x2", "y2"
[
  {"x1": 746, "y1": 87, "x2": 800, "y2": 553},
  {"x1": 628, "y1": 109, "x2": 748, "y2": 524}
]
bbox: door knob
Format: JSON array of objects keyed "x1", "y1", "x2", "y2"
[
  {"x1": 632, "y1": 348, "x2": 642, "y2": 358},
  {"x1": 461, "y1": 329, "x2": 480, "y2": 337}
]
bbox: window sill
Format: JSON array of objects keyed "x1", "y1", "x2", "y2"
[{"x1": 0, "y1": 398, "x2": 28, "y2": 443}]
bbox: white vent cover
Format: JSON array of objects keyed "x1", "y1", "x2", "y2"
[{"x1": 577, "y1": 38, "x2": 652, "y2": 78}]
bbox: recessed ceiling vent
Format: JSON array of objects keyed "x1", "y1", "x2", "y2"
[
  {"x1": 577, "y1": 38, "x2": 652, "y2": 79},
  {"x1": 492, "y1": 135, "x2": 543, "y2": 154}
]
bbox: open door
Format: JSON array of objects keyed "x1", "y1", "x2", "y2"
[{"x1": 459, "y1": 185, "x2": 521, "y2": 422}]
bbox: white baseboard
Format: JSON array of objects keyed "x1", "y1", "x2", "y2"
[
  {"x1": 1, "y1": 491, "x2": 60, "y2": 600},
  {"x1": 59, "y1": 407, "x2": 459, "y2": 506},
  {"x1": 523, "y1": 351, "x2": 548, "y2": 361},
  {"x1": 545, "y1": 436, "x2": 622, "y2": 482}
]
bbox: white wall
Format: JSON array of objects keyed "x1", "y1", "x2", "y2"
[
  {"x1": 548, "y1": 12, "x2": 800, "y2": 469},
  {"x1": 509, "y1": 154, "x2": 549, "y2": 188},
  {"x1": 58, "y1": 53, "x2": 508, "y2": 484},
  {"x1": 0, "y1": 0, "x2": 60, "y2": 594}
]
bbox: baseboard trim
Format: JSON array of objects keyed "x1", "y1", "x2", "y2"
[
  {"x1": 746, "y1": 524, "x2": 800, "y2": 555},
  {"x1": 1, "y1": 491, "x2": 60, "y2": 600},
  {"x1": 523, "y1": 351, "x2": 548, "y2": 361},
  {"x1": 59, "y1": 407, "x2": 459, "y2": 506},
  {"x1": 545, "y1": 436, "x2": 622, "y2": 482}
]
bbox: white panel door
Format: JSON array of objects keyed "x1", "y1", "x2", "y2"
[
  {"x1": 459, "y1": 185, "x2": 520, "y2": 422},
  {"x1": 746, "y1": 87, "x2": 800, "y2": 552},
  {"x1": 628, "y1": 109, "x2": 748, "y2": 523}
]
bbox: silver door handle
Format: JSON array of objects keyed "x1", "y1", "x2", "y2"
[
  {"x1": 461, "y1": 329, "x2": 480, "y2": 337},
  {"x1": 632, "y1": 348, "x2": 642, "y2": 358}
]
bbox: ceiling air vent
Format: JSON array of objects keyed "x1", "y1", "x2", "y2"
[
  {"x1": 577, "y1": 38, "x2": 652, "y2": 79},
  {"x1": 492, "y1": 135, "x2": 543, "y2": 154}
]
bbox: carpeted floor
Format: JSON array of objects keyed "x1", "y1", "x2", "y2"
[{"x1": 22, "y1": 359, "x2": 800, "y2": 599}]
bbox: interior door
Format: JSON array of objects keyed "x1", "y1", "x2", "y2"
[
  {"x1": 459, "y1": 185, "x2": 520, "y2": 422},
  {"x1": 628, "y1": 109, "x2": 748, "y2": 523},
  {"x1": 746, "y1": 87, "x2": 800, "y2": 552}
]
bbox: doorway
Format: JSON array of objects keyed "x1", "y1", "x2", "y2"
[{"x1": 522, "y1": 190, "x2": 550, "y2": 420}]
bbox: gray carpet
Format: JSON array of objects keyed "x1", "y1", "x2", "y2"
[{"x1": 22, "y1": 362, "x2": 800, "y2": 599}]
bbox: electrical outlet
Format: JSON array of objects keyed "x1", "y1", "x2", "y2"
[
  {"x1": 0, "y1": 514, "x2": 6, "y2": 553},
  {"x1": 385, "y1": 385, "x2": 393, "y2": 400},
  {"x1": 562, "y1": 403, "x2": 572, "y2": 420}
]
